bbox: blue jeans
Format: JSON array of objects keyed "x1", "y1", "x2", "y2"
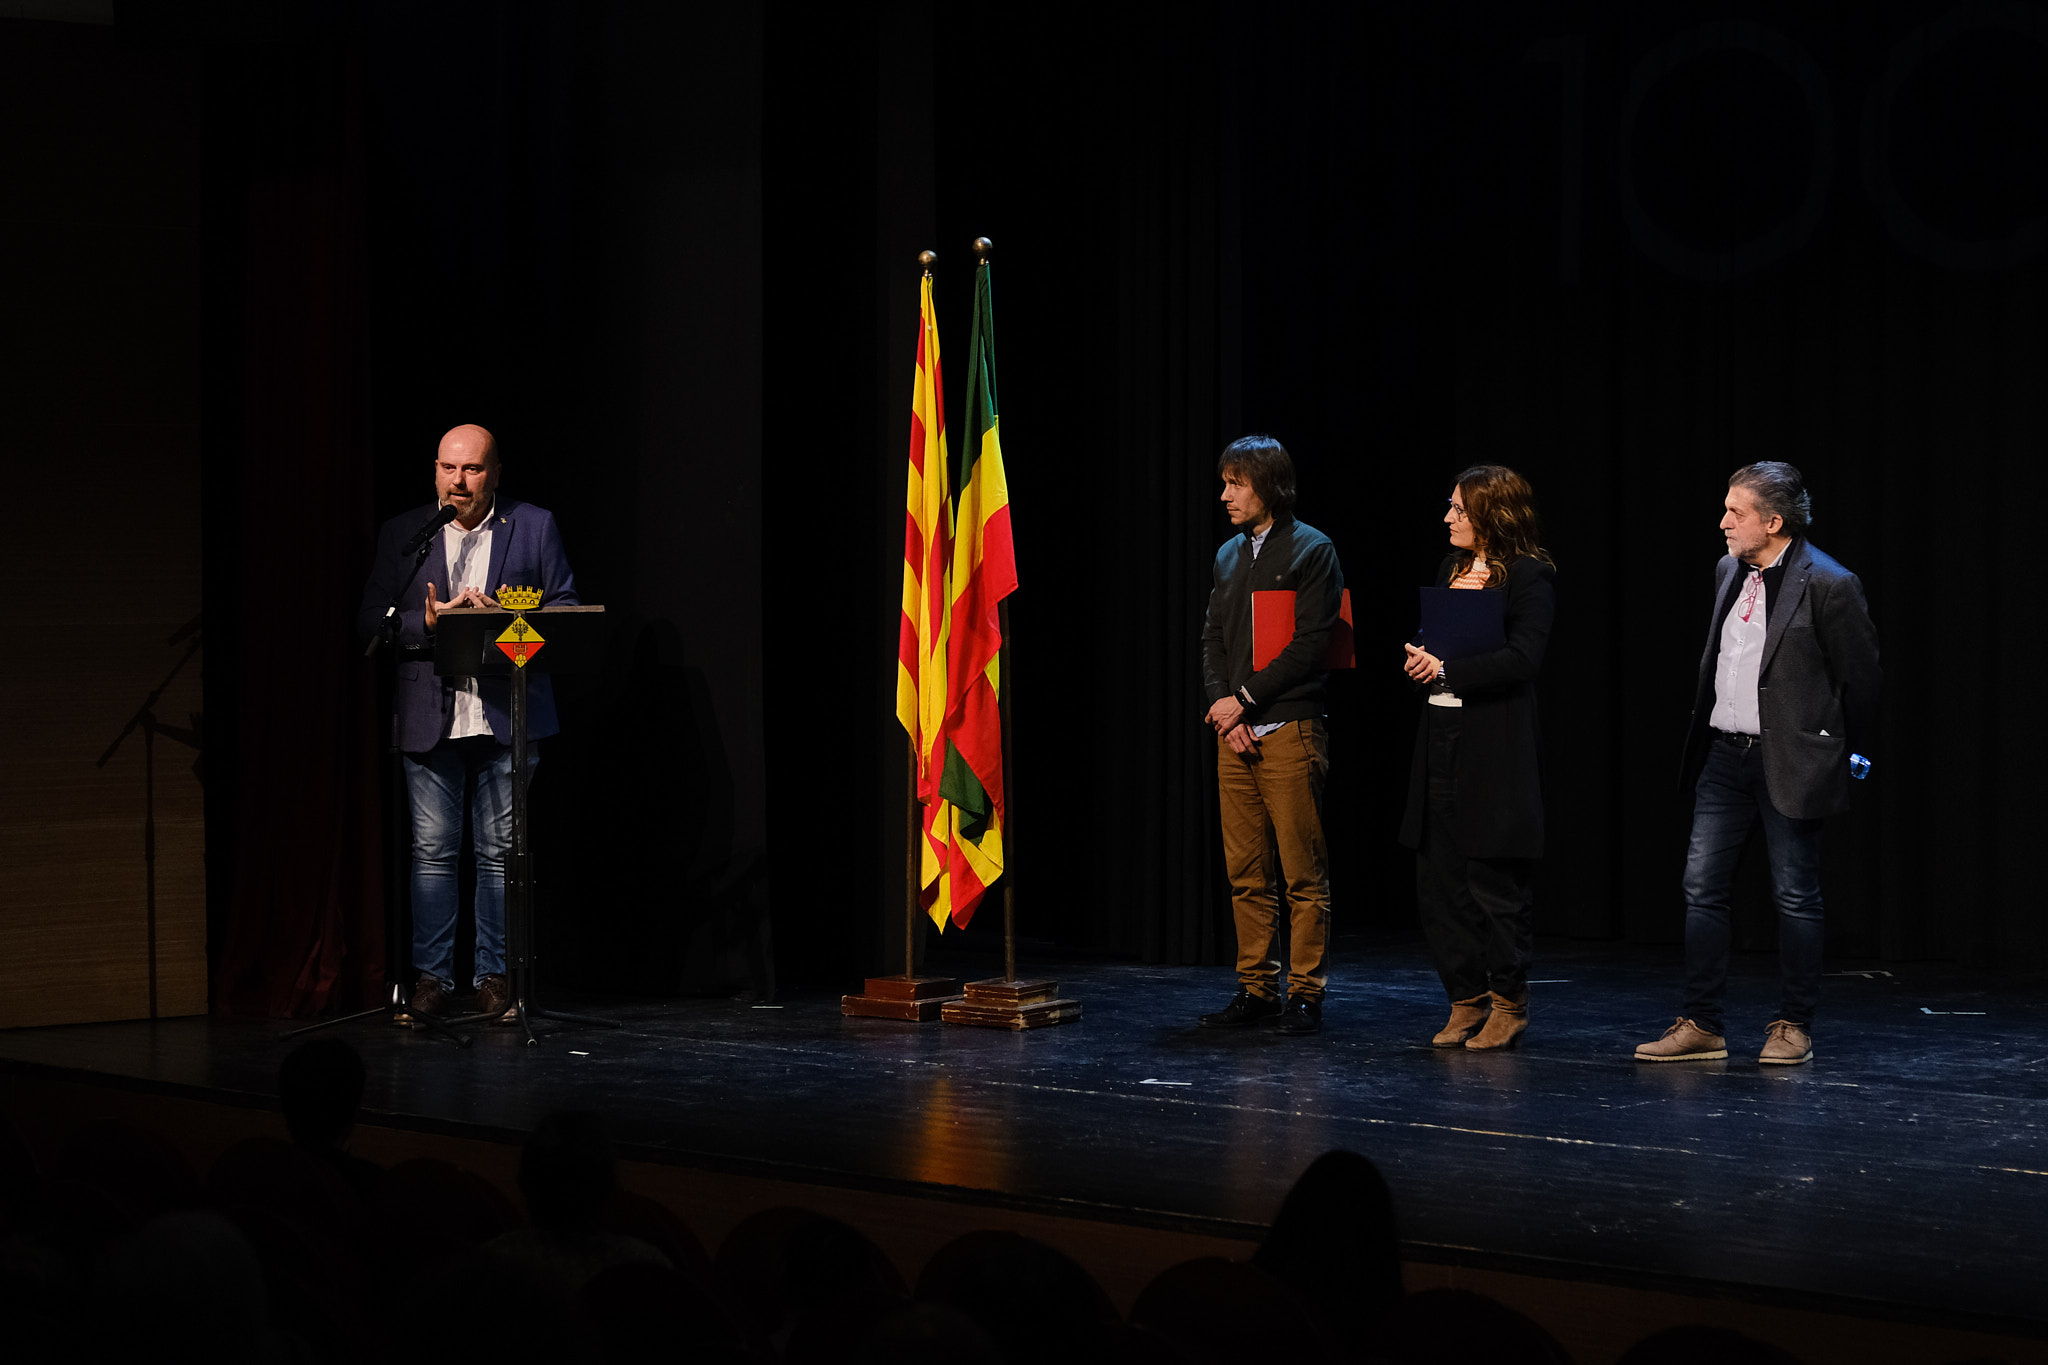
[
  {"x1": 1682, "y1": 736, "x2": 1824, "y2": 1034},
  {"x1": 402, "y1": 736, "x2": 537, "y2": 989}
]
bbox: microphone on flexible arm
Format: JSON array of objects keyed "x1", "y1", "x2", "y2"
[
  {"x1": 369, "y1": 504, "x2": 462, "y2": 658},
  {"x1": 402, "y1": 503, "x2": 459, "y2": 557}
]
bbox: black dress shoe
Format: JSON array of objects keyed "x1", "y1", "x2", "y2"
[
  {"x1": 1277, "y1": 995, "x2": 1322, "y2": 1035},
  {"x1": 1199, "y1": 989, "x2": 1284, "y2": 1029}
]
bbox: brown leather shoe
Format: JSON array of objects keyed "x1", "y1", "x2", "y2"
[
  {"x1": 1464, "y1": 990, "x2": 1527, "y2": 1051},
  {"x1": 1432, "y1": 995, "x2": 1491, "y2": 1048},
  {"x1": 1634, "y1": 1016, "x2": 1727, "y2": 1062},
  {"x1": 1759, "y1": 1019, "x2": 1813, "y2": 1065},
  {"x1": 399, "y1": 973, "x2": 448, "y2": 1026},
  {"x1": 475, "y1": 974, "x2": 515, "y2": 1024}
]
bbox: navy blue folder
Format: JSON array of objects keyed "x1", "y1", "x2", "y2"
[{"x1": 1417, "y1": 587, "x2": 1506, "y2": 662}]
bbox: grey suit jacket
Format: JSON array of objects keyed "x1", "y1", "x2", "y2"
[{"x1": 1679, "y1": 538, "x2": 1881, "y2": 820}]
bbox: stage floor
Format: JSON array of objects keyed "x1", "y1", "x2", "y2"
[{"x1": 2, "y1": 938, "x2": 2043, "y2": 1338}]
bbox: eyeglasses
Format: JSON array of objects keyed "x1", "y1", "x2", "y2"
[
  {"x1": 1739, "y1": 568, "x2": 1763, "y2": 623},
  {"x1": 1446, "y1": 500, "x2": 1468, "y2": 522}
]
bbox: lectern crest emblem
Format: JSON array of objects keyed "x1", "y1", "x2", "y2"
[{"x1": 495, "y1": 585, "x2": 545, "y2": 667}]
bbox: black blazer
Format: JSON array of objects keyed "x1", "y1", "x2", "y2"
[
  {"x1": 1398, "y1": 554, "x2": 1556, "y2": 860},
  {"x1": 1679, "y1": 539, "x2": 1880, "y2": 820},
  {"x1": 1199, "y1": 517, "x2": 1345, "y2": 725}
]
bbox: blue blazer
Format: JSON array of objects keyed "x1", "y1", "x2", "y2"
[{"x1": 356, "y1": 497, "x2": 580, "y2": 753}]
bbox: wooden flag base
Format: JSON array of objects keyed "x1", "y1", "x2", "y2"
[
  {"x1": 940, "y1": 977, "x2": 1082, "y2": 1030},
  {"x1": 841, "y1": 974, "x2": 963, "y2": 1022}
]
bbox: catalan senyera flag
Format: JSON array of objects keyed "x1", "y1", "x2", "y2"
[
  {"x1": 925, "y1": 258, "x2": 1017, "y2": 930},
  {"x1": 897, "y1": 272, "x2": 953, "y2": 823}
]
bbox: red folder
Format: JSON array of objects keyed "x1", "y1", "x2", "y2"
[{"x1": 1252, "y1": 589, "x2": 1354, "y2": 671}]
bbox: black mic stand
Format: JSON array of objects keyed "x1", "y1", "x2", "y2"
[{"x1": 288, "y1": 529, "x2": 471, "y2": 1047}]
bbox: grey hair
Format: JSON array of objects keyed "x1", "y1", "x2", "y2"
[{"x1": 1728, "y1": 461, "x2": 1811, "y2": 535}]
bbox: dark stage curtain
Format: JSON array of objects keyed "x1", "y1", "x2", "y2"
[
  {"x1": 1055, "y1": 4, "x2": 1245, "y2": 964},
  {"x1": 188, "y1": 0, "x2": 2047, "y2": 1007},
  {"x1": 201, "y1": 1, "x2": 772, "y2": 1013},
  {"x1": 790, "y1": 0, "x2": 2048, "y2": 975},
  {"x1": 763, "y1": 1, "x2": 1252, "y2": 977},
  {"x1": 1200, "y1": 1, "x2": 2048, "y2": 969},
  {"x1": 202, "y1": 19, "x2": 386, "y2": 1016}
]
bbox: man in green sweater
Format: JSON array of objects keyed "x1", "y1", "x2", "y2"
[{"x1": 1197, "y1": 435, "x2": 1346, "y2": 1036}]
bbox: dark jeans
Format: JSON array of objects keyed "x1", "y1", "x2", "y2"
[
  {"x1": 403, "y1": 734, "x2": 538, "y2": 989},
  {"x1": 1416, "y1": 707, "x2": 1536, "y2": 1002},
  {"x1": 1682, "y1": 736, "x2": 1825, "y2": 1034}
]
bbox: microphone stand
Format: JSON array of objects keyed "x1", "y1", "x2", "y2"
[{"x1": 288, "y1": 525, "x2": 470, "y2": 1047}]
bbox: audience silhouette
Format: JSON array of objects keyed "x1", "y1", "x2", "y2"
[
  {"x1": 1253, "y1": 1146, "x2": 1403, "y2": 1344},
  {"x1": 278, "y1": 1037, "x2": 384, "y2": 1203},
  {"x1": 487, "y1": 1109, "x2": 670, "y2": 1292}
]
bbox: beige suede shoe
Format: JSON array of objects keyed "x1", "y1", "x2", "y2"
[
  {"x1": 1432, "y1": 995, "x2": 1490, "y2": 1048},
  {"x1": 1464, "y1": 991, "x2": 1527, "y2": 1051},
  {"x1": 1759, "y1": 1019, "x2": 1813, "y2": 1065},
  {"x1": 1634, "y1": 1016, "x2": 1727, "y2": 1062}
]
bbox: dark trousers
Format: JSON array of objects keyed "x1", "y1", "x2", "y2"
[
  {"x1": 1415, "y1": 707, "x2": 1535, "y2": 1002},
  {"x1": 1682, "y1": 736, "x2": 1826, "y2": 1034}
]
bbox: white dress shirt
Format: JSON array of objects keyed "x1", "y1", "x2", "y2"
[
  {"x1": 1708, "y1": 543, "x2": 1787, "y2": 736},
  {"x1": 442, "y1": 498, "x2": 495, "y2": 740},
  {"x1": 1244, "y1": 524, "x2": 1286, "y2": 738}
]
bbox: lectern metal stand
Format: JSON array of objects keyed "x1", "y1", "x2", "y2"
[{"x1": 434, "y1": 603, "x2": 618, "y2": 1046}]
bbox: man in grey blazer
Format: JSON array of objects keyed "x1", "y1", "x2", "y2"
[{"x1": 1637, "y1": 462, "x2": 1880, "y2": 1066}]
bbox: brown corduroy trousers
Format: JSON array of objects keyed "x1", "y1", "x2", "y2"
[{"x1": 1216, "y1": 718, "x2": 1332, "y2": 1001}]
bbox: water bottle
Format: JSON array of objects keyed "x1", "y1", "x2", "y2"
[{"x1": 1849, "y1": 753, "x2": 1871, "y2": 781}]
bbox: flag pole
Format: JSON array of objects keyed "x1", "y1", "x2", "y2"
[
  {"x1": 906, "y1": 736, "x2": 920, "y2": 979},
  {"x1": 842, "y1": 249, "x2": 960, "y2": 1022},
  {"x1": 941, "y1": 237, "x2": 1078, "y2": 1030},
  {"x1": 999, "y1": 596, "x2": 1016, "y2": 985},
  {"x1": 985, "y1": 237, "x2": 1019, "y2": 987}
]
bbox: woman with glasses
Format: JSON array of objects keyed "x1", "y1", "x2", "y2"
[{"x1": 1397, "y1": 467, "x2": 1557, "y2": 1051}]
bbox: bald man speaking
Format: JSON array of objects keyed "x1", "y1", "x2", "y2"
[{"x1": 356, "y1": 425, "x2": 579, "y2": 1025}]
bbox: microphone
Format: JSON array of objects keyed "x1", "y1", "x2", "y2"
[{"x1": 402, "y1": 504, "x2": 459, "y2": 557}]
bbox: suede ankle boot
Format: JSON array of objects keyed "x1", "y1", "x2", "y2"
[
  {"x1": 1464, "y1": 990, "x2": 1527, "y2": 1051},
  {"x1": 1432, "y1": 995, "x2": 1491, "y2": 1048}
]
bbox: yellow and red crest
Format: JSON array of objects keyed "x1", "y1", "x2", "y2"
[{"x1": 495, "y1": 586, "x2": 545, "y2": 667}]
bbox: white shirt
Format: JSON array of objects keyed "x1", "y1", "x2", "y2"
[
  {"x1": 442, "y1": 498, "x2": 496, "y2": 740},
  {"x1": 1708, "y1": 543, "x2": 1787, "y2": 736},
  {"x1": 1245, "y1": 523, "x2": 1286, "y2": 738}
]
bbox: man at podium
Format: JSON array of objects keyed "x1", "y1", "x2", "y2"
[{"x1": 356, "y1": 424, "x2": 579, "y2": 1025}]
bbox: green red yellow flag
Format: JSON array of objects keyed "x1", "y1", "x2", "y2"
[{"x1": 927, "y1": 258, "x2": 1016, "y2": 929}]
